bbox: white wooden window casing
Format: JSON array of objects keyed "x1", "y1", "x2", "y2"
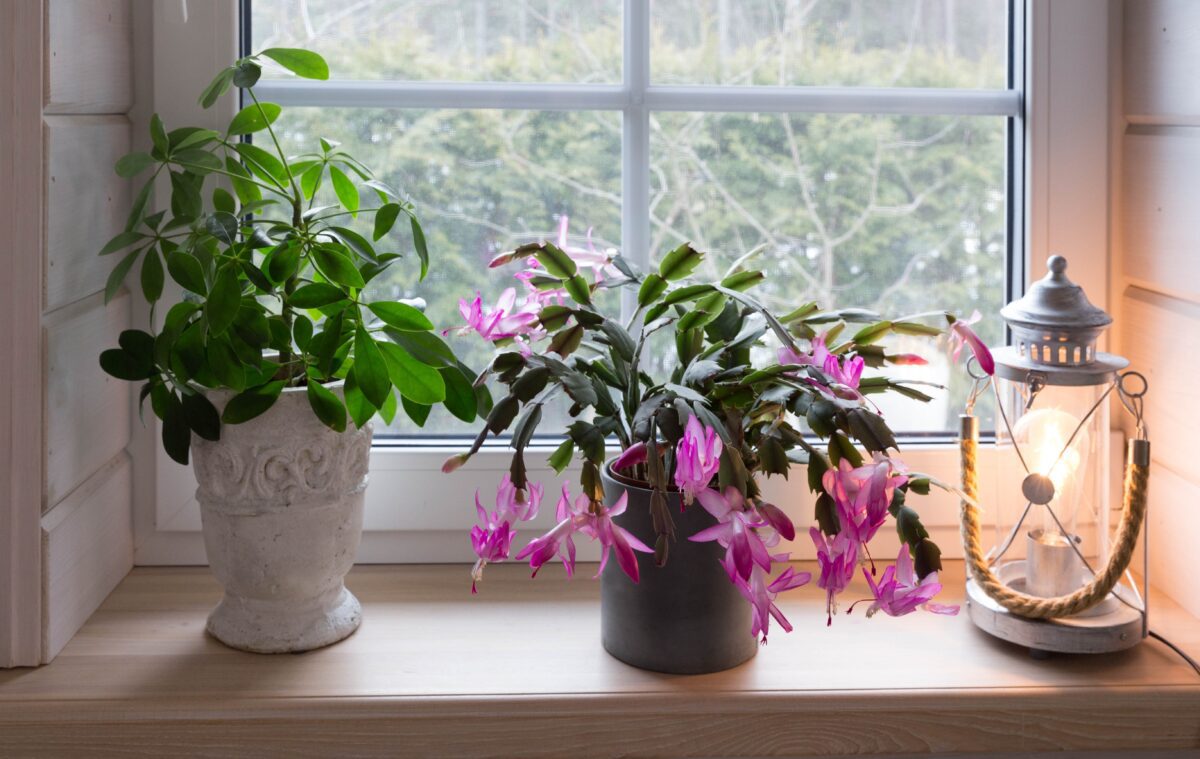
[{"x1": 135, "y1": 0, "x2": 1113, "y2": 566}]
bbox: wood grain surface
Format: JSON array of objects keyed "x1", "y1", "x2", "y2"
[{"x1": 0, "y1": 560, "x2": 1196, "y2": 757}]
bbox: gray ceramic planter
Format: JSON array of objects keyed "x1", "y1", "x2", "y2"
[{"x1": 600, "y1": 463, "x2": 757, "y2": 674}]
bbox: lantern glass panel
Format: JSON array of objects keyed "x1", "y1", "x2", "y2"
[{"x1": 993, "y1": 376, "x2": 1111, "y2": 593}]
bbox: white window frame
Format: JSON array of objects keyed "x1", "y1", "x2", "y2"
[{"x1": 134, "y1": 0, "x2": 1114, "y2": 566}]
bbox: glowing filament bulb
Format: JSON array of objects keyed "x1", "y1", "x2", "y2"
[{"x1": 1013, "y1": 407, "x2": 1088, "y2": 504}]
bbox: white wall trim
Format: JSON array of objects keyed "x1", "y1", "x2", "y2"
[{"x1": 0, "y1": 0, "x2": 45, "y2": 668}]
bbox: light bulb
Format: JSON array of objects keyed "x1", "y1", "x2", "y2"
[{"x1": 1013, "y1": 407, "x2": 1086, "y2": 496}]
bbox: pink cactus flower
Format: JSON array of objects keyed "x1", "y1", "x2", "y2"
[
  {"x1": 822, "y1": 351, "x2": 865, "y2": 390},
  {"x1": 811, "y1": 527, "x2": 860, "y2": 626},
  {"x1": 612, "y1": 441, "x2": 648, "y2": 471},
  {"x1": 948, "y1": 311, "x2": 995, "y2": 376},
  {"x1": 469, "y1": 476, "x2": 543, "y2": 593},
  {"x1": 674, "y1": 415, "x2": 723, "y2": 503},
  {"x1": 515, "y1": 485, "x2": 651, "y2": 583},
  {"x1": 456, "y1": 287, "x2": 543, "y2": 342},
  {"x1": 777, "y1": 335, "x2": 832, "y2": 368},
  {"x1": 689, "y1": 486, "x2": 773, "y2": 582},
  {"x1": 888, "y1": 353, "x2": 929, "y2": 366},
  {"x1": 734, "y1": 564, "x2": 812, "y2": 644},
  {"x1": 822, "y1": 456, "x2": 907, "y2": 547},
  {"x1": 855, "y1": 545, "x2": 960, "y2": 618}
]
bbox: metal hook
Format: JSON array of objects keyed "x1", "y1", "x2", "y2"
[
  {"x1": 1023, "y1": 371, "x2": 1046, "y2": 412},
  {"x1": 964, "y1": 356, "x2": 989, "y2": 414},
  {"x1": 1117, "y1": 371, "x2": 1149, "y2": 439}
]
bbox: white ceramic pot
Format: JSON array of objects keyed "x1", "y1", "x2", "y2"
[{"x1": 192, "y1": 385, "x2": 372, "y2": 653}]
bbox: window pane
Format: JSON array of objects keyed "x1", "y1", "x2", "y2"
[
  {"x1": 649, "y1": 111, "x2": 1006, "y2": 431},
  {"x1": 251, "y1": 0, "x2": 621, "y2": 84},
  {"x1": 651, "y1": 0, "x2": 1008, "y2": 89},
  {"x1": 274, "y1": 107, "x2": 621, "y2": 436}
]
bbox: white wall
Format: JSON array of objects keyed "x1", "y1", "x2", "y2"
[
  {"x1": 1117, "y1": 0, "x2": 1200, "y2": 619},
  {"x1": 38, "y1": 0, "x2": 137, "y2": 662}
]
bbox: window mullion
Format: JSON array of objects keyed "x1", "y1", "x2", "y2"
[{"x1": 621, "y1": 0, "x2": 651, "y2": 321}]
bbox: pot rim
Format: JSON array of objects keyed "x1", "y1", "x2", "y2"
[{"x1": 603, "y1": 459, "x2": 684, "y2": 494}]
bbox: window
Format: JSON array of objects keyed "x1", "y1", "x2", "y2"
[
  {"x1": 147, "y1": 0, "x2": 1124, "y2": 567},
  {"x1": 247, "y1": 0, "x2": 1017, "y2": 438}
]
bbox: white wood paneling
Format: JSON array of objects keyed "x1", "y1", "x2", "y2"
[
  {"x1": 43, "y1": 0, "x2": 132, "y2": 115},
  {"x1": 1124, "y1": 0, "x2": 1200, "y2": 124},
  {"x1": 44, "y1": 291, "x2": 131, "y2": 510},
  {"x1": 1122, "y1": 287, "x2": 1198, "y2": 486},
  {"x1": 40, "y1": 453, "x2": 132, "y2": 661},
  {"x1": 1122, "y1": 127, "x2": 1200, "y2": 303},
  {"x1": 44, "y1": 115, "x2": 131, "y2": 311},
  {"x1": 1145, "y1": 463, "x2": 1200, "y2": 619},
  {"x1": 0, "y1": 0, "x2": 46, "y2": 668},
  {"x1": 1121, "y1": 286, "x2": 1200, "y2": 618}
]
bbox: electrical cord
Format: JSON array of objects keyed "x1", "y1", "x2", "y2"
[{"x1": 1149, "y1": 629, "x2": 1200, "y2": 678}]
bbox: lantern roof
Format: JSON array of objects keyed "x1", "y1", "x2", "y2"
[
  {"x1": 1000, "y1": 256, "x2": 1112, "y2": 331},
  {"x1": 992, "y1": 255, "x2": 1127, "y2": 384}
]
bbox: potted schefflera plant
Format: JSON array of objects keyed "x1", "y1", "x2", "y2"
[
  {"x1": 450, "y1": 225, "x2": 970, "y2": 674},
  {"x1": 97, "y1": 48, "x2": 481, "y2": 653}
]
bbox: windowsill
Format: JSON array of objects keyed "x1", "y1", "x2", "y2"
[{"x1": 2, "y1": 561, "x2": 1198, "y2": 757}]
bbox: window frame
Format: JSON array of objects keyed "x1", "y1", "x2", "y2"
[{"x1": 135, "y1": 0, "x2": 1114, "y2": 566}]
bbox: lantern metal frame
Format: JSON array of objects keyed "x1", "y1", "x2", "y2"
[{"x1": 959, "y1": 256, "x2": 1152, "y2": 656}]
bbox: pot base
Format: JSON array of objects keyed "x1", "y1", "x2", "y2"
[{"x1": 205, "y1": 584, "x2": 362, "y2": 654}]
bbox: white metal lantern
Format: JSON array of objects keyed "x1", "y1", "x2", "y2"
[{"x1": 959, "y1": 256, "x2": 1150, "y2": 655}]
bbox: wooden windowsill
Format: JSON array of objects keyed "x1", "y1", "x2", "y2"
[{"x1": 2, "y1": 561, "x2": 1198, "y2": 757}]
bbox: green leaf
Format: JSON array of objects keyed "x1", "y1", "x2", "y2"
[
  {"x1": 140, "y1": 246, "x2": 164, "y2": 302},
  {"x1": 563, "y1": 274, "x2": 591, "y2": 305},
  {"x1": 548, "y1": 323, "x2": 585, "y2": 357},
  {"x1": 181, "y1": 391, "x2": 221, "y2": 441},
  {"x1": 104, "y1": 248, "x2": 141, "y2": 303},
  {"x1": 266, "y1": 243, "x2": 301, "y2": 283},
  {"x1": 227, "y1": 102, "x2": 282, "y2": 136},
  {"x1": 115, "y1": 152, "x2": 156, "y2": 178},
  {"x1": 658, "y1": 243, "x2": 702, "y2": 281},
  {"x1": 373, "y1": 203, "x2": 401, "y2": 241},
  {"x1": 720, "y1": 269, "x2": 765, "y2": 291},
  {"x1": 329, "y1": 165, "x2": 359, "y2": 215},
  {"x1": 343, "y1": 373, "x2": 374, "y2": 429},
  {"x1": 378, "y1": 341, "x2": 445, "y2": 405},
  {"x1": 161, "y1": 391, "x2": 191, "y2": 465},
  {"x1": 231, "y1": 60, "x2": 261, "y2": 88},
  {"x1": 198, "y1": 67, "x2": 235, "y2": 109},
  {"x1": 173, "y1": 149, "x2": 222, "y2": 175},
  {"x1": 293, "y1": 314, "x2": 314, "y2": 351},
  {"x1": 99, "y1": 347, "x2": 154, "y2": 381},
  {"x1": 149, "y1": 114, "x2": 169, "y2": 156},
  {"x1": 221, "y1": 380, "x2": 285, "y2": 424},
  {"x1": 172, "y1": 127, "x2": 220, "y2": 151},
  {"x1": 165, "y1": 250, "x2": 207, "y2": 295},
  {"x1": 401, "y1": 396, "x2": 431, "y2": 427},
  {"x1": 637, "y1": 273, "x2": 669, "y2": 307},
  {"x1": 438, "y1": 366, "x2": 477, "y2": 422},
  {"x1": 351, "y1": 327, "x2": 391, "y2": 408},
  {"x1": 206, "y1": 337, "x2": 246, "y2": 390},
  {"x1": 379, "y1": 387, "x2": 398, "y2": 424},
  {"x1": 206, "y1": 265, "x2": 242, "y2": 335},
  {"x1": 99, "y1": 230, "x2": 143, "y2": 256},
  {"x1": 534, "y1": 243, "x2": 576, "y2": 279},
  {"x1": 205, "y1": 211, "x2": 239, "y2": 245},
  {"x1": 234, "y1": 142, "x2": 287, "y2": 185},
  {"x1": 212, "y1": 187, "x2": 236, "y2": 214},
  {"x1": 118, "y1": 329, "x2": 156, "y2": 365},
  {"x1": 260, "y1": 48, "x2": 330, "y2": 80},
  {"x1": 225, "y1": 156, "x2": 262, "y2": 204},
  {"x1": 368, "y1": 301, "x2": 434, "y2": 332},
  {"x1": 300, "y1": 162, "x2": 324, "y2": 199},
  {"x1": 548, "y1": 438, "x2": 575, "y2": 474},
  {"x1": 312, "y1": 246, "x2": 365, "y2": 288},
  {"x1": 290, "y1": 282, "x2": 345, "y2": 309},
  {"x1": 307, "y1": 378, "x2": 347, "y2": 432},
  {"x1": 126, "y1": 177, "x2": 155, "y2": 232},
  {"x1": 410, "y1": 216, "x2": 429, "y2": 281},
  {"x1": 329, "y1": 226, "x2": 375, "y2": 262},
  {"x1": 384, "y1": 329, "x2": 458, "y2": 368}
]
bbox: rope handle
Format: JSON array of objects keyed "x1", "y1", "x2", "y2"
[{"x1": 959, "y1": 415, "x2": 1150, "y2": 619}]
